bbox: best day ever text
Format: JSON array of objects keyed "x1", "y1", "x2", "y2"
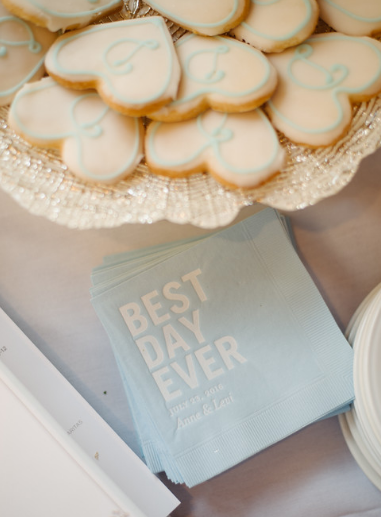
[{"x1": 119, "y1": 269, "x2": 247, "y2": 402}]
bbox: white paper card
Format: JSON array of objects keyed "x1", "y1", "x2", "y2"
[
  {"x1": 1, "y1": 361, "x2": 147, "y2": 517},
  {"x1": 0, "y1": 308, "x2": 179, "y2": 517}
]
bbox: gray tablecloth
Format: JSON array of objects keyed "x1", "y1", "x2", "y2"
[{"x1": 1, "y1": 147, "x2": 381, "y2": 516}]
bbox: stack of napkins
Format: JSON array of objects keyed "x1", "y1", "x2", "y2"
[
  {"x1": 91, "y1": 208, "x2": 354, "y2": 487},
  {"x1": 339, "y1": 282, "x2": 381, "y2": 491}
]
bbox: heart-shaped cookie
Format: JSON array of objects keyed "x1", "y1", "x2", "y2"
[
  {"x1": 144, "y1": 0, "x2": 250, "y2": 36},
  {"x1": 266, "y1": 33, "x2": 381, "y2": 146},
  {"x1": 45, "y1": 17, "x2": 181, "y2": 117},
  {"x1": 318, "y1": 0, "x2": 381, "y2": 37},
  {"x1": 9, "y1": 77, "x2": 144, "y2": 184},
  {"x1": 0, "y1": 4, "x2": 56, "y2": 106},
  {"x1": 231, "y1": 0, "x2": 319, "y2": 53},
  {"x1": 146, "y1": 109, "x2": 286, "y2": 188},
  {"x1": 148, "y1": 33, "x2": 277, "y2": 122},
  {"x1": 1, "y1": 0, "x2": 123, "y2": 32}
]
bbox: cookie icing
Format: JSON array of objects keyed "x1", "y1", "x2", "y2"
[
  {"x1": 266, "y1": 33, "x2": 381, "y2": 146},
  {"x1": 44, "y1": 17, "x2": 181, "y2": 117},
  {"x1": 149, "y1": 33, "x2": 277, "y2": 122},
  {"x1": 143, "y1": 0, "x2": 250, "y2": 36},
  {"x1": 231, "y1": 0, "x2": 319, "y2": 53},
  {"x1": 0, "y1": 4, "x2": 56, "y2": 105},
  {"x1": 318, "y1": 0, "x2": 381, "y2": 36},
  {"x1": 9, "y1": 77, "x2": 144, "y2": 184},
  {"x1": 1, "y1": 0, "x2": 123, "y2": 32},
  {"x1": 145, "y1": 109, "x2": 286, "y2": 188}
]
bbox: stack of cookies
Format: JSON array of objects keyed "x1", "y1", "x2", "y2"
[{"x1": 2, "y1": 0, "x2": 381, "y2": 189}]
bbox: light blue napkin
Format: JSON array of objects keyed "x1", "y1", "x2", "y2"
[{"x1": 91, "y1": 208, "x2": 354, "y2": 487}]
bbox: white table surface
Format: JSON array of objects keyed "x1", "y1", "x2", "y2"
[{"x1": 1, "y1": 147, "x2": 381, "y2": 516}]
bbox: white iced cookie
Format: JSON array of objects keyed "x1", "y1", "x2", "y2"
[
  {"x1": 143, "y1": 0, "x2": 250, "y2": 36},
  {"x1": 8, "y1": 77, "x2": 144, "y2": 184},
  {"x1": 145, "y1": 109, "x2": 286, "y2": 189},
  {"x1": 1, "y1": 0, "x2": 123, "y2": 32},
  {"x1": 44, "y1": 17, "x2": 181, "y2": 117},
  {"x1": 318, "y1": 0, "x2": 381, "y2": 37},
  {"x1": 148, "y1": 33, "x2": 278, "y2": 122},
  {"x1": 266, "y1": 33, "x2": 381, "y2": 147},
  {"x1": 231, "y1": 0, "x2": 319, "y2": 53},
  {"x1": 0, "y1": 3, "x2": 56, "y2": 106}
]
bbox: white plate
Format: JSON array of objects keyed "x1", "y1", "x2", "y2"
[
  {"x1": 341, "y1": 282, "x2": 381, "y2": 491},
  {"x1": 339, "y1": 411, "x2": 381, "y2": 491},
  {"x1": 346, "y1": 284, "x2": 381, "y2": 344},
  {"x1": 355, "y1": 290, "x2": 381, "y2": 452}
]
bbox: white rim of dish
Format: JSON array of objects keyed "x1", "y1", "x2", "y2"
[
  {"x1": 346, "y1": 284, "x2": 381, "y2": 344},
  {"x1": 355, "y1": 290, "x2": 381, "y2": 451},
  {"x1": 339, "y1": 411, "x2": 381, "y2": 490},
  {"x1": 347, "y1": 285, "x2": 381, "y2": 471},
  {"x1": 352, "y1": 406, "x2": 381, "y2": 472},
  {"x1": 340, "y1": 282, "x2": 381, "y2": 490}
]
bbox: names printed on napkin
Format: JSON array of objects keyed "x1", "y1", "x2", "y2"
[
  {"x1": 168, "y1": 382, "x2": 235, "y2": 430},
  {"x1": 119, "y1": 268, "x2": 246, "y2": 429}
]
